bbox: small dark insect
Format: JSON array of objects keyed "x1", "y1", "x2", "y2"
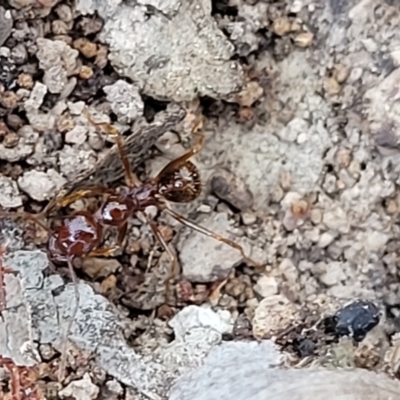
[{"x1": 325, "y1": 300, "x2": 381, "y2": 342}]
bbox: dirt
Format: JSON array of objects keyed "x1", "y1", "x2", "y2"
[{"x1": 2, "y1": 0, "x2": 400, "y2": 399}]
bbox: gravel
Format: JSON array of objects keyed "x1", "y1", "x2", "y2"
[{"x1": 2, "y1": 0, "x2": 400, "y2": 399}]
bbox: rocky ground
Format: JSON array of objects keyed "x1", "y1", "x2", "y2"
[{"x1": 2, "y1": 0, "x2": 400, "y2": 399}]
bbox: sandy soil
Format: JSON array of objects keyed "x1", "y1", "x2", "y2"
[{"x1": 2, "y1": 0, "x2": 400, "y2": 399}]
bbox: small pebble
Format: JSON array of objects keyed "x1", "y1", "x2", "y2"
[
  {"x1": 94, "y1": 44, "x2": 108, "y2": 68},
  {"x1": 39, "y1": 343, "x2": 57, "y2": 360},
  {"x1": 252, "y1": 294, "x2": 300, "y2": 338},
  {"x1": 241, "y1": 211, "x2": 257, "y2": 225},
  {"x1": 294, "y1": 32, "x2": 314, "y2": 48},
  {"x1": 0, "y1": 7, "x2": 12, "y2": 47},
  {"x1": 279, "y1": 169, "x2": 291, "y2": 190},
  {"x1": 336, "y1": 148, "x2": 352, "y2": 167},
  {"x1": 88, "y1": 132, "x2": 104, "y2": 150},
  {"x1": 197, "y1": 204, "x2": 212, "y2": 213},
  {"x1": 158, "y1": 224, "x2": 174, "y2": 242},
  {"x1": 3, "y1": 131, "x2": 19, "y2": 148},
  {"x1": 231, "y1": 81, "x2": 263, "y2": 107},
  {"x1": 309, "y1": 208, "x2": 322, "y2": 224},
  {"x1": 225, "y1": 277, "x2": 246, "y2": 298},
  {"x1": 211, "y1": 168, "x2": 254, "y2": 211},
  {"x1": 6, "y1": 114, "x2": 24, "y2": 131},
  {"x1": 254, "y1": 275, "x2": 279, "y2": 298},
  {"x1": 59, "y1": 373, "x2": 99, "y2": 400},
  {"x1": 17, "y1": 73, "x2": 33, "y2": 89},
  {"x1": 317, "y1": 231, "x2": 336, "y2": 248},
  {"x1": 56, "y1": 4, "x2": 73, "y2": 22},
  {"x1": 100, "y1": 274, "x2": 117, "y2": 293},
  {"x1": 273, "y1": 17, "x2": 291, "y2": 36},
  {"x1": 67, "y1": 100, "x2": 85, "y2": 115},
  {"x1": 101, "y1": 379, "x2": 123, "y2": 400},
  {"x1": 52, "y1": 20, "x2": 69, "y2": 35},
  {"x1": 319, "y1": 262, "x2": 346, "y2": 286},
  {"x1": 0, "y1": 121, "x2": 8, "y2": 140},
  {"x1": 73, "y1": 38, "x2": 98, "y2": 58},
  {"x1": 290, "y1": 0, "x2": 303, "y2": 13},
  {"x1": 324, "y1": 76, "x2": 341, "y2": 95},
  {"x1": 81, "y1": 257, "x2": 122, "y2": 279},
  {"x1": 0, "y1": 91, "x2": 18, "y2": 108},
  {"x1": 0, "y1": 175, "x2": 23, "y2": 208},
  {"x1": 65, "y1": 125, "x2": 87, "y2": 144},
  {"x1": 24, "y1": 81, "x2": 47, "y2": 112},
  {"x1": 18, "y1": 169, "x2": 66, "y2": 202},
  {"x1": 56, "y1": 112, "x2": 75, "y2": 133},
  {"x1": 333, "y1": 63, "x2": 350, "y2": 83},
  {"x1": 103, "y1": 80, "x2": 144, "y2": 123},
  {"x1": 270, "y1": 185, "x2": 284, "y2": 203},
  {"x1": 79, "y1": 65, "x2": 94, "y2": 80},
  {"x1": 11, "y1": 43, "x2": 28, "y2": 64}
]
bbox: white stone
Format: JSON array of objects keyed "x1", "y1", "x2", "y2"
[
  {"x1": 18, "y1": 169, "x2": 66, "y2": 202},
  {"x1": 59, "y1": 373, "x2": 99, "y2": 400},
  {"x1": 0, "y1": 176, "x2": 22, "y2": 208},
  {"x1": 254, "y1": 275, "x2": 279, "y2": 298}
]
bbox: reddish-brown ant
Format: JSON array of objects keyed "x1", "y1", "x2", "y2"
[
  {"x1": 44, "y1": 108, "x2": 259, "y2": 279},
  {"x1": 1, "y1": 107, "x2": 261, "y2": 381}
]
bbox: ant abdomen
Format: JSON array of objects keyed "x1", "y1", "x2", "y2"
[{"x1": 48, "y1": 211, "x2": 103, "y2": 261}]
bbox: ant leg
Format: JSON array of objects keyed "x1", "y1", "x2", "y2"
[
  {"x1": 143, "y1": 213, "x2": 177, "y2": 302},
  {"x1": 163, "y1": 206, "x2": 264, "y2": 270},
  {"x1": 84, "y1": 108, "x2": 141, "y2": 188},
  {"x1": 88, "y1": 222, "x2": 128, "y2": 257},
  {"x1": 42, "y1": 187, "x2": 115, "y2": 216},
  {"x1": 0, "y1": 209, "x2": 52, "y2": 234},
  {"x1": 58, "y1": 258, "x2": 79, "y2": 382}
]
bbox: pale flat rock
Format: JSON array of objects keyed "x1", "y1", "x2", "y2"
[
  {"x1": 18, "y1": 169, "x2": 67, "y2": 202},
  {"x1": 0, "y1": 126, "x2": 37, "y2": 163},
  {"x1": 103, "y1": 80, "x2": 144, "y2": 124},
  {"x1": 0, "y1": 176, "x2": 23, "y2": 208},
  {"x1": 169, "y1": 342, "x2": 400, "y2": 400},
  {"x1": 75, "y1": 0, "x2": 245, "y2": 102},
  {"x1": 1, "y1": 248, "x2": 236, "y2": 398},
  {"x1": 177, "y1": 212, "x2": 251, "y2": 282},
  {"x1": 36, "y1": 38, "x2": 79, "y2": 94}
]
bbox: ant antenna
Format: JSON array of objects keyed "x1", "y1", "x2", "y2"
[
  {"x1": 162, "y1": 205, "x2": 263, "y2": 270},
  {"x1": 83, "y1": 108, "x2": 142, "y2": 188}
]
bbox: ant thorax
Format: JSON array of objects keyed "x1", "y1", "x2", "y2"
[
  {"x1": 97, "y1": 194, "x2": 134, "y2": 226},
  {"x1": 127, "y1": 183, "x2": 158, "y2": 209}
]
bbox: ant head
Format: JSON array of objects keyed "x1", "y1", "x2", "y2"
[{"x1": 156, "y1": 160, "x2": 202, "y2": 203}]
